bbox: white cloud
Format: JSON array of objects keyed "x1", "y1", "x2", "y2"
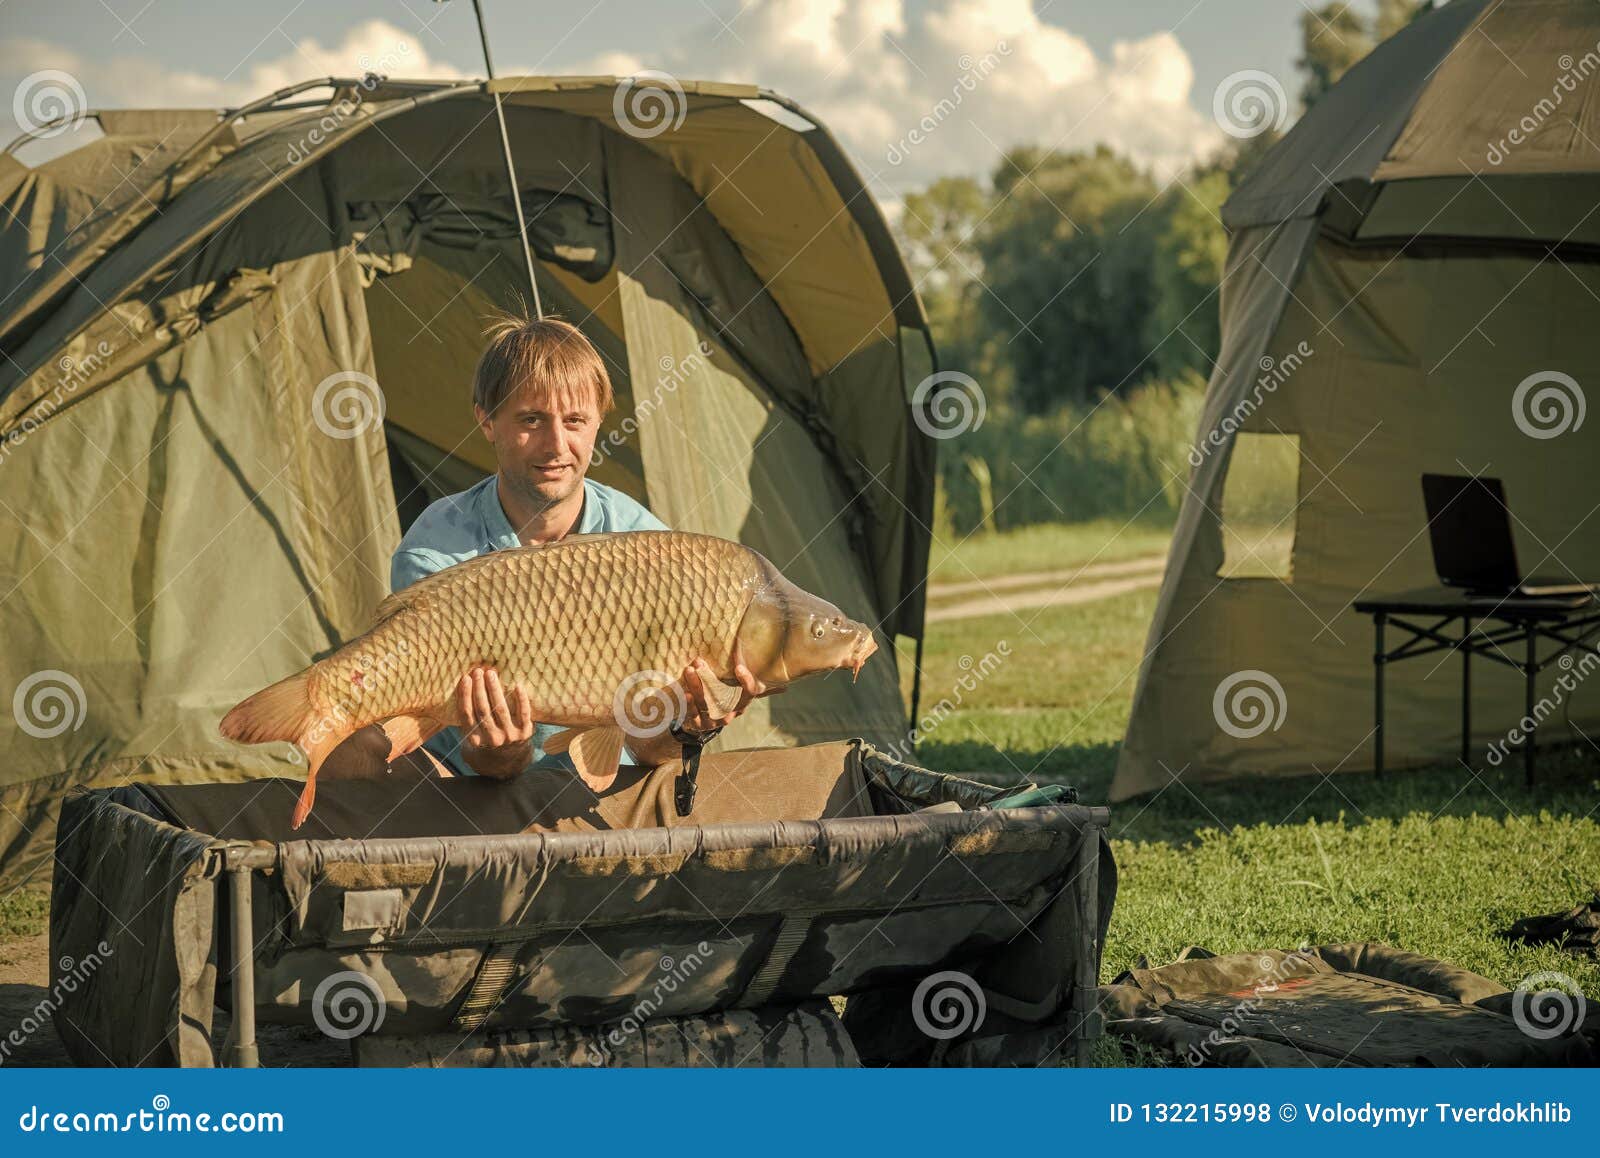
[
  {"x1": 559, "y1": 0, "x2": 1219, "y2": 191},
  {"x1": 4, "y1": 5, "x2": 1218, "y2": 191},
  {"x1": 2, "y1": 20, "x2": 464, "y2": 145}
]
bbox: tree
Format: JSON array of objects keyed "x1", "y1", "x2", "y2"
[
  {"x1": 1297, "y1": 3, "x2": 1373, "y2": 110},
  {"x1": 899, "y1": 176, "x2": 986, "y2": 288},
  {"x1": 897, "y1": 143, "x2": 1232, "y2": 415},
  {"x1": 896, "y1": 177, "x2": 1014, "y2": 404},
  {"x1": 975, "y1": 146, "x2": 1165, "y2": 411},
  {"x1": 1146, "y1": 170, "x2": 1230, "y2": 382},
  {"x1": 1376, "y1": 0, "x2": 1428, "y2": 40},
  {"x1": 1298, "y1": 0, "x2": 1429, "y2": 111},
  {"x1": 1199, "y1": 129, "x2": 1284, "y2": 193}
]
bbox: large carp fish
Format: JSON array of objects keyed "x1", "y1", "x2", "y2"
[{"x1": 220, "y1": 531, "x2": 878, "y2": 827}]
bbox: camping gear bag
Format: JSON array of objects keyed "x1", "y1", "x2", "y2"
[{"x1": 51, "y1": 740, "x2": 1114, "y2": 1067}]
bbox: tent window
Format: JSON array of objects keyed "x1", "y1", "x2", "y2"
[
  {"x1": 1217, "y1": 432, "x2": 1299, "y2": 580},
  {"x1": 349, "y1": 190, "x2": 613, "y2": 285}
]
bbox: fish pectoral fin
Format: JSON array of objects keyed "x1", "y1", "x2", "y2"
[
  {"x1": 381, "y1": 714, "x2": 447, "y2": 761},
  {"x1": 563, "y1": 726, "x2": 627, "y2": 793},
  {"x1": 543, "y1": 727, "x2": 578, "y2": 756},
  {"x1": 700, "y1": 674, "x2": 745, "y2": 718}
]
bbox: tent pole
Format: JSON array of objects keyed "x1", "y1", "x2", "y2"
[
  {"x1": 908, "y1": 632, "x2": 925, "y2": 754},
  {"x1": 468, "y1": 0, "x2": 544, "y2": 318}
]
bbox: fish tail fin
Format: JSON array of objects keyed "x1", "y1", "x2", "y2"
[
  {"x1": 220, "y1": 669, "x2": 318, "y2": 746},
  {"x1": 220, "y1": 670, "x2": 345, "y2": 830}
]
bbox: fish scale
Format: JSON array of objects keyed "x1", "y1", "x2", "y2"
[{"x1": 310, "y1": 531, "x2": 763, "y2": 731}]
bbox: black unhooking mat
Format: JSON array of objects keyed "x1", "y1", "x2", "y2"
[
  {"x1": 130, "y1": 739, "x2": 908, "y2": 842},
  {"x1": 52, "y1": 741, "x2": 1116, "y2": 1067},
  {"x1": 136, "y1": 774, "x2": 595, "y2": 842},
  {"x1": 1101, "y1": 943, "x2": 1597, "y2": 1067}
]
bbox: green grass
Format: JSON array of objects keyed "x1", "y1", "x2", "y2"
[
  {"x1": 929, "y1": 519, "x2": 1171, "y2": 584},
  {"x1": 0, "y1": 882, "x2": 49, "y2": 941},
  {"x1": 912, "y1": 582, "x2": 1600, "y2": 1008}
]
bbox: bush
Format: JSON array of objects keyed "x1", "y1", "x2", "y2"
[{"x1": 936, "y1": 372, "x2": 1207, "y2": 536}]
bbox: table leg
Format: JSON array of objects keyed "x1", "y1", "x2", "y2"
[
  {"x1": 1461, "y1": 615, "x2": 1472, "y2": 765},
  {"x1": 1374, "y1": 612, "x2": 1386, "y2": 778},
  {"x1": 1524, "y1": 624, "x2": 1536, "y2": 788}
]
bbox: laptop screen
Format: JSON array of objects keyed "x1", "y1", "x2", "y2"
[{"x1": 1421, "y1": 474, "x2": 1521, "y2": 591}]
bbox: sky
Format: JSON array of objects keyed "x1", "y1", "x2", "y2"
[{"x1": 1, "y1": 0, "x2": 1383, "y2": 194}]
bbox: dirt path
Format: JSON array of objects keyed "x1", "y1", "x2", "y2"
[
  {"x1": 0, "y1": 932, "x2": 71, "y2": 1066},
  {"x1": 926, "y1": 554, "x2": 1166, "y2": 623}
]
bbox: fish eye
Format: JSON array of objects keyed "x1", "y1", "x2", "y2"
[{"x1": 810, "y1": 620, "x2": 825, "y2": 640}]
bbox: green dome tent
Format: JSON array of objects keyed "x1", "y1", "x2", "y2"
[
  {"x1": 1115, "y1": 0, "x2": 1600, "y2": 800},
  {"x1": 0, "y1": 76, "x2": 936, "y2": 884}
]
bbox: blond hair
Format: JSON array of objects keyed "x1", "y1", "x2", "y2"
[{"x1": 471, "y1": 313, "x2": 614, "y2": 418}]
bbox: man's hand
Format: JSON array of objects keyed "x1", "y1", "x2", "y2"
[
  {"x1": 457, "y1": 664, "x2": 535, "y2": 780},
  {"x1": 630, "y1": 659, "x2": 781, "y2": 766},
  {"x1": 683, "y1": 657, "x2": 771, "y2": 732}
]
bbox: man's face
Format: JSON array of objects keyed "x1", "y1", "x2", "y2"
[{"x1": 476, "y1": 383, "x2": 601, "y2": 509}]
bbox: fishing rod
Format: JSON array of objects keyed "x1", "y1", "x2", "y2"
[{"x1": 438, "y1": 0, "x2": 544, "y2": 318}]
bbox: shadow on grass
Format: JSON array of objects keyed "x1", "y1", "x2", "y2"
[{"x1": 918, "y1": 737, "x2": 1600, "y2": 849}]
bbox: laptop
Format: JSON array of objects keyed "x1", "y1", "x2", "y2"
[{"x1": 1421, "y1": 474, "x2": 1596, "y2": 598}]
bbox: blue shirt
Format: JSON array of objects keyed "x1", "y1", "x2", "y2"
[{"x1": 390, "y1": 475, "x2": 668, "y2": 776}]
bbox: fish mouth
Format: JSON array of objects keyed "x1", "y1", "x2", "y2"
[{"x1": 849, "y1": 632, "x2": 879, "y2": 682}]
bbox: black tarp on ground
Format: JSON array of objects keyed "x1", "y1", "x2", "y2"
[
  {"x1": 1500, "y1": 894, "x2": 1600, "y2": 958},
  {"x1": 1101, "y1": 943, "x2": 1596, "y2": 1067}
]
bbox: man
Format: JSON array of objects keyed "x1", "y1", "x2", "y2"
[{"x1": 322, "y1": 313, "x2": 769, "y2": 783}]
